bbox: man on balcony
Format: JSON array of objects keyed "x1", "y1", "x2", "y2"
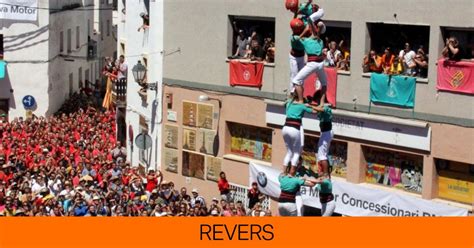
[{"x1": 116, "y1": 55, "x2": 128, "y2": 101}]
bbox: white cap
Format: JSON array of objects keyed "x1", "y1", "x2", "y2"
[{"x1": 192, "y1": 188, "x2": 198, "y2": 193}]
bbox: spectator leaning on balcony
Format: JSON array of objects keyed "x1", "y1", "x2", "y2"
[
  {"x1": 232, "y1": 28, "x2": 250, "y2": 58},
  {"x1": 324, "y1": 41, "x2": 342, "y2": 67},
  {"x1": 399, "y1": 43, "x2": 416, "y2": 76},
  {"x1": 137, "y1": 12, "x2": 150, "y2": 32},
  {"x1": 337, "y1": 40, "x2": 350, "y2": 71},
  {"x1": 390, "y1": 56, "x2": 403, "y2": 75},
  {"x1": 442, "y1": 37, "x2": 465, "y2": 61},
  {"x1": 381, "y1": 47, "x2": 395, "y2": 74},
  {"x1": 362, "y1": 50, "x2": 382, "y2": 73},
  {"x1": 250, "y1": 39, "x2": 266, "y2": 62},
  {"x1": 414, "y1": 47, "x2": 428, "y2": 78},
  {"x1": 116, "y1": 55, "x2": 128, "y2": 81},
  {"x1": 231, "y1": 21, "x2": 251, "y2": 59},
  {"x1": 263, "y1": 36, "x2": 275, "y2": 63}
]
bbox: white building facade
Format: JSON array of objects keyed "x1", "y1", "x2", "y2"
[
  {"x1": 0, "y1": 0, "x2": 115, "y2": 119},
  {"x1": 117, "y1": 0, "x2": 164, "y2": 171}
]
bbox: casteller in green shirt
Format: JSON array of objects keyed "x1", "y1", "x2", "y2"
[
  {"x1": 302, "y1": 38, "x2": 323, "y2": 56},
  {"x1": 279, "y1": 175, "x2": 305, "y2": 193},
  {"x1": 285, "y1": 100, "x2": 313, "y2": 120}
]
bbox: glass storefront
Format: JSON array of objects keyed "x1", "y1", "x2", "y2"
[{"x1": 363, "y1": 146, "x2": 423, "y2": 194}]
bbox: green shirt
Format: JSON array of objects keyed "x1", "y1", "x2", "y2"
[
  {"x1": 298, "y1": 4, "x2": 313, "y2": 25},
  {"x1": 302, "y1": 38, "x2": 323, "y2": 56},
  {"x1": 318, "y1": 105, "x2": 332, "y2": 123},
  {"x1": 290, "y1": 35, "x2": 304, "y2": 51},
  {"x1": 286, "y1": 101, "x2": 313, "y2": 120},
  {"x1": 317, "y1": 179, "x2": 332, "y2": 194},
  {"x1": 298, "y1": 3, "x2": 313, "y2": 16},
  {"x1": 279, "y1": 175, "x2": 305, "y2": 193}
]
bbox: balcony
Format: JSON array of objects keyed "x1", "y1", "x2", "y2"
[
  {"x1": 87, "y1": 39, "x2": 97, "y2": 60},
  {"x1": 112, "y1": 79, "x2": 127, "y2": 107}
]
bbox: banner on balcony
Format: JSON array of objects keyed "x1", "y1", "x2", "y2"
[
  {"x1": 0, "y1": 0, "x2": 38, "y2": 21},
  {"x1": 370, "y1": 73, "x2": 416, "y2": 108},
  {"x1": 436, "y1": 59, "x2": 474, "y2": 95},
  {"x1": 303, "y1": 67, "x2": 338, "y2": 107},
  {"x1": 229, "y1": 60, "x2": 264, "y2": 88}
]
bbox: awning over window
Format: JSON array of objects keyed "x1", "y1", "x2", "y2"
[{"x1": 0, "y1": 61, "x2": 5, "y2": 79}]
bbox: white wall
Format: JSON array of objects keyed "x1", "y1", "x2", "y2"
[
  {"x1": 0, "y1": 0, "x2": 116, "y2": 119},
  {"x1": 122, "y1": 0, "x2": 164, "y2": 170},
  {"x1": 0, "y1": 0, "x2": 50, "y2": 119},
  {"x1": 48, "y1": 6, "x2": 95, "y2": 115}
]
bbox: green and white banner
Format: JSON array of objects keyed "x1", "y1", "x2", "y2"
[{"x1": 370, "y1": 73, "x2": 416, "y2": 108}]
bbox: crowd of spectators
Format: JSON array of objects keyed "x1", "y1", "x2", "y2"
[
  {"x1": 362, "y1": 42, "x2": 428, "y2": 78},
  {"x1": 0, "y1": 95, "x2": 269, "y2": 217},
  {"x1": 229, "y1": 21, "x2": 275, "y2": 63},
  {"x1": 361, "y1": 36, "x2": 473, "y2": 78},
  {"x1": 322, "y1": 38, "x2": 350, "y2": 71}
]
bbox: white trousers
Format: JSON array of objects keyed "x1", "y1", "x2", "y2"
[
  {"x1": 321, "y1": 200, "x2": 336, "y2": 217},
  {"x1": 292, "y1": 61, "x2": 327, "y2": 87},
  {"x1": 310, "y1": 8, "x2": 324, "y2": 22},
  {"x1": 317, "y1": 130, "x2": 334, "y2": 161},
  {"x1": 289, "y1": 54, "x2": 305, "y2": 91},
  {"x1": 282, "y1": 126, "x2": 302, "y2": 166},
  {"x1": 278, "y1": 202, "x2": 298, "y2": 216}
]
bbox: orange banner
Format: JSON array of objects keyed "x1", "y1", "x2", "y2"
[{"x1": 0, "y1": 217, "x2": 473, "y2": 248}]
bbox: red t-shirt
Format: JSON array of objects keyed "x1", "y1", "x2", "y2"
[
  {"x1": 218, "y1": 179, "x2": 230, "y2": 194},
  {"x1": 145, "y1": 176, "x2": 157, "y2": 192}
]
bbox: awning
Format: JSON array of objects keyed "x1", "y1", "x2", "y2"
[{"x1": 0, "y1": 61, "x2": 5, "y2": 79}]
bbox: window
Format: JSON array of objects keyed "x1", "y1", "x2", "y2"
[
  {"x1": 0, "y1": 99, "x2": 9, "y2": 122},
  {"x1": 106, "y1": 20, "x2": 110, "y2": 36},
  {"x1": 67, "y1": 28, "x2": 72, "y2": 53},
  {"x1": 228, "y1": 122, "x2": 272, "y2": 162},
  {"x1": 76, "y1": 26, "x2": 80, "y2": 49},
  {"x1": 436, "y1": 159, "x2": 474, "y2": 205},
  {"x1": 100, "y1": 21, "x2": 103, "y2": 40},
  {"x1": 120, "y1": 42, "x2": 125, "y2": 56},
  {"x1": 90, "y1": 63, "x2": 94, "y2": 82},
  {"x1": 68, "y1": 73, "x2": 73, "y2": 96},
  {"x1": 366, "y1": 23, "x2": 430, "y2": 78},
  {"x1": 85, "y1": 69, "x2": 90, "y2": 84},
  {"x1": 320, "y1": 21, "x2": 351, "y2": 71},
  {"x1": 228, "y1": 16, "x2": 275, "y2": 63},
  {"x1": 440, "y1": 27, "x2": 474, "y2": 60},
  {"x1": 78, "y1": 67, "x2": 82, "y2": 89},
  {"x1": 138, "y1": 115, "x2": 149, "y2": 165},
  {"x1": 59, "y1": 31, "x2": 64, "y2": 53},
  {"x1": 301, "y1": 135, "x2": 348, "y2": 177},
  {"x1": 363, "y1": 146, "x2": 423, "y2": 194}
]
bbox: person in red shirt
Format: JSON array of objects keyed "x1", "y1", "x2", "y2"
[
  {"x1": 145, "y1": 170, "x2": 161, "y2": 193},
  {"x1": 217, "y1": 172, "x2": 232, "y2": 202}
]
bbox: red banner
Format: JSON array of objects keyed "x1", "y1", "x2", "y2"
[
  {"x1": 229, "y1": 60, "x2": 264, "y2": 88},
  {"x1": 303, "y1": 67, "x2": 338, "y2": 107},
  {"x1": 436, "y1": 58, "x2": 474, "y2": 95}
]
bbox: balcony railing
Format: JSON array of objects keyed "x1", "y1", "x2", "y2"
[
  {"x1": 112, "y1": 78, "x2": 127, "y2": 107},
  {"x1": 87, "y1": 40, "x2": 97, "y2": 60}
]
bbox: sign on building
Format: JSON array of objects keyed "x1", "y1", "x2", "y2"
[
  {"x1": 0, "y1": 0, "x2": 38, "y2": 21},
  {"x1": 250, "y1": 162, "x2": 469, "y2": 216}
]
